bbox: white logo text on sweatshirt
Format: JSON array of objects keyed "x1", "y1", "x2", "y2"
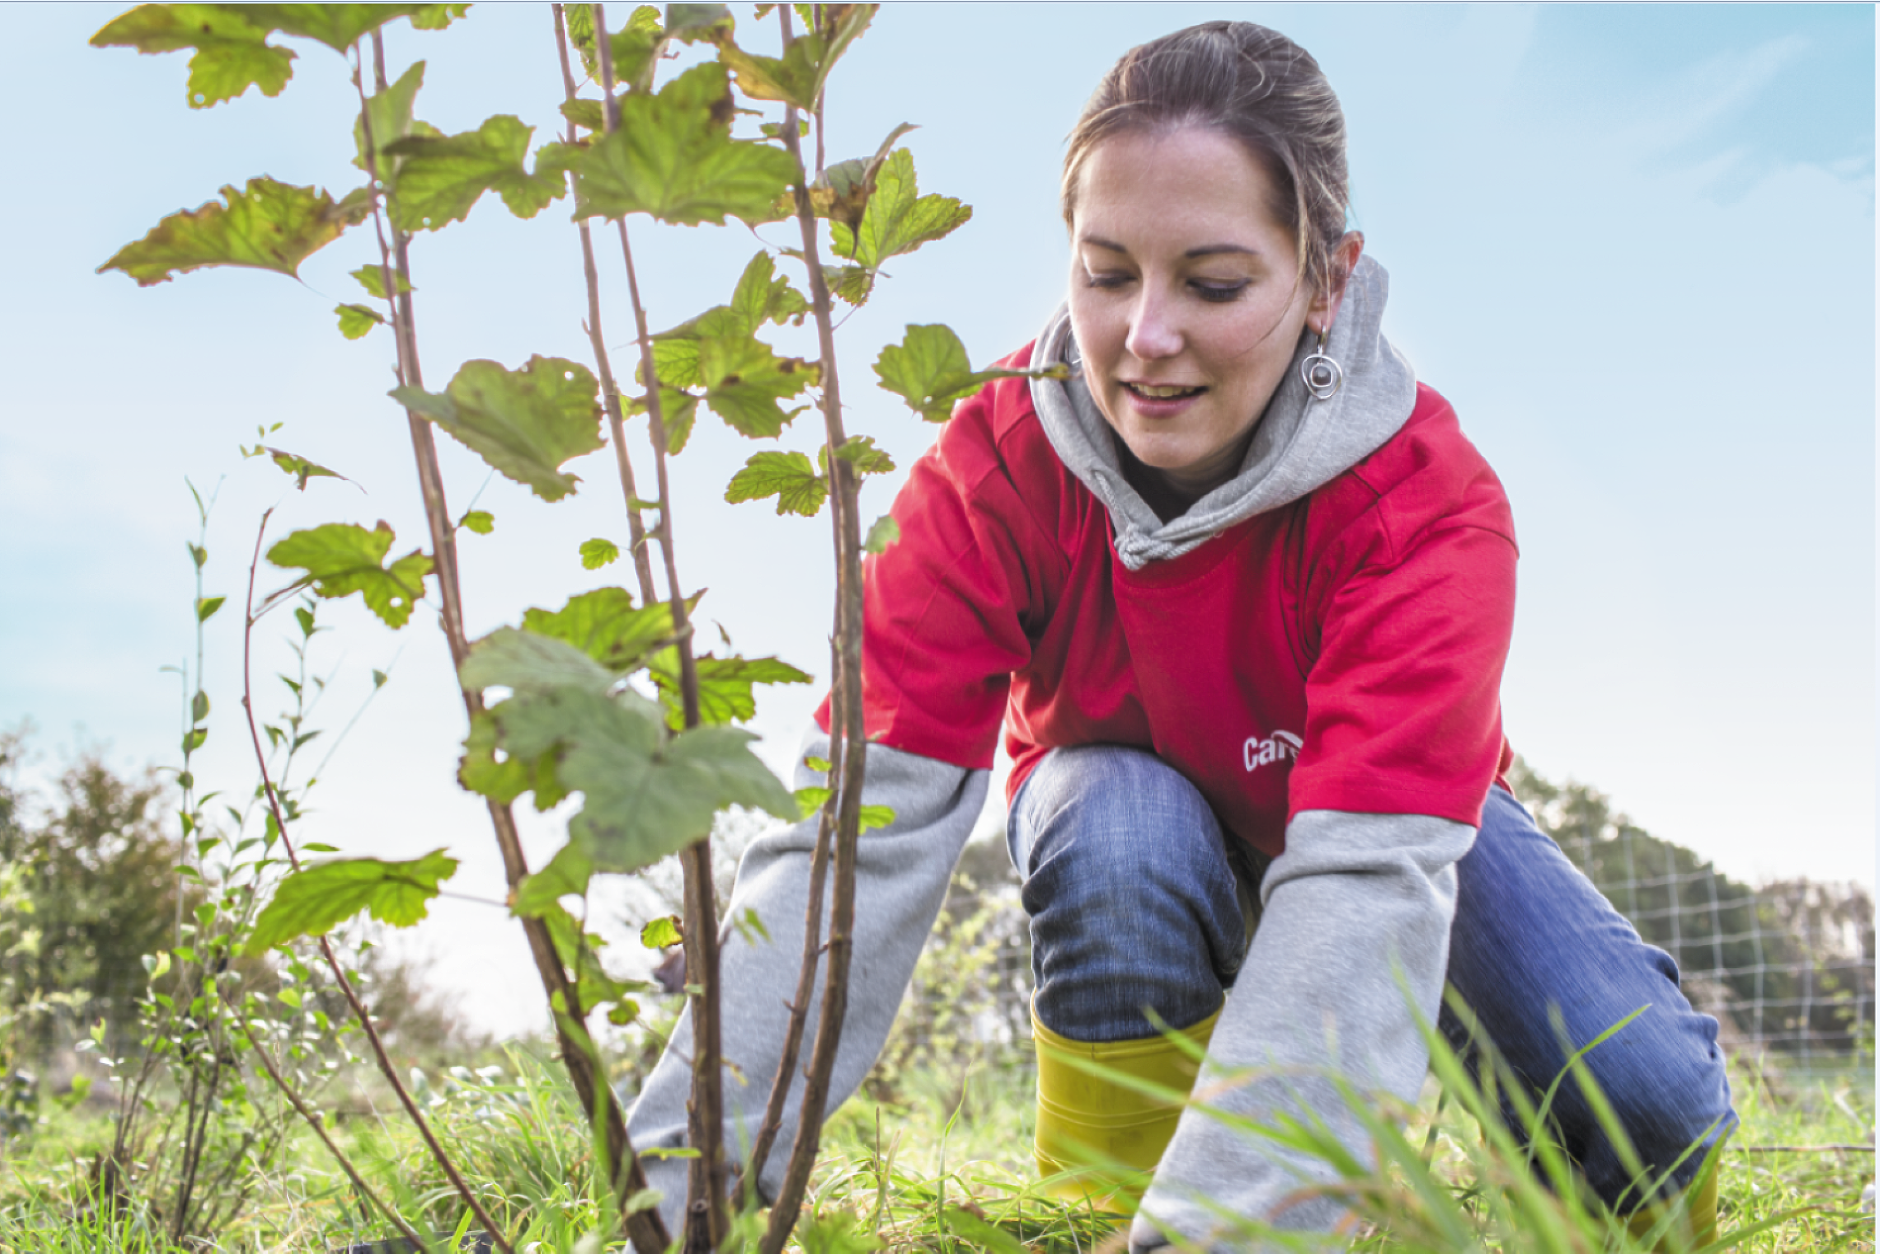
[{"x1": 1243, "y1": 730, "x2": 1303, "y2": 772}]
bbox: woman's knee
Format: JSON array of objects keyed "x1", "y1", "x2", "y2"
[
  {"x1": 1011, "y1": 746, "x2": 1245, "y2": 1040},
  {"x1": 1571, "y1": 1009, "x2": 1737, "y2": 1200}
]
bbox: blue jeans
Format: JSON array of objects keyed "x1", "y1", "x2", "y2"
[{"x1": 1007, "y1": 744, "x2": 1737, "y2": 1205}]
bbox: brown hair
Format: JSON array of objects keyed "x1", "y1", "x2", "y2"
[{"x1": 1063, "y1": 22, "x2": 1352, "y2": 298}]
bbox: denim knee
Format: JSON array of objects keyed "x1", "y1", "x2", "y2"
[
  {"x1": 1009, "y1": 745, "x2": 1246, "y2": 1043},
  {"x1": 1442, "y1": 786, "x2": 1736, "y2": 1206}
]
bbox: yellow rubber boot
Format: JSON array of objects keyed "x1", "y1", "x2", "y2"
[
  {"x1": 1031, "y1": 1002, "x2": 1220, "y2": 1215},
  {"x1": 1625, "y1": 1153, "x2": 1721, "y2": 1250}
]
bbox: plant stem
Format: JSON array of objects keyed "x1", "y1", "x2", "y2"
[
  {"x1": 761, "y1": 8, "x2": 868, "y2": 1251},
  {"x1": 744, "y1": 803, "x2": 833, "y2": 1201},
  {"x1": 592, "y1": 7, "x2": 727, "y2": 1246},
  {"x1": 247, "y1": 1033, "x2": 432, "y2": 1253},
  {"x1": 240, "y1": 511, "x2": 515, "y2": 1254},
  {"x1": 355, "y1": 34, "x2": 668, "y2": 1254},
  {"x1": 551, "y1": 4, "x2": 660, "y2": 609}
]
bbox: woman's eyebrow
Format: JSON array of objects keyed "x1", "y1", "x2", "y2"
[{"x1": 1076, "y1": 236, "x2": 1261, "y2": 260}]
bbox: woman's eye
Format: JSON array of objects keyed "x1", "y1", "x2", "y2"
[
  {"x1": 1082, "y1": 269, "x2": 1132, "y2": 290},
  {"x1": 1192, "y1": 280, "x2": 1249, "y2": 303}
]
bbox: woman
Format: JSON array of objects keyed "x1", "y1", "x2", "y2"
[{"x1": 630, "y1": 22, "x2": 1736, "y2": 1252}]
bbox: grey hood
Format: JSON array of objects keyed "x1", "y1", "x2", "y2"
[{"x1": 1027, "y1": 253, "x2": 1417, "y2": 570}]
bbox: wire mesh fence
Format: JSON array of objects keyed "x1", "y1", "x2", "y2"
[{"x1": 896, "y1": 787, "x2": 1875, "y2": 1076}]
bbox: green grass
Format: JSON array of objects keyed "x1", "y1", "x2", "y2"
[{"x1": 1, "y1": 1043, "x2": 1870, "y2": 1253}]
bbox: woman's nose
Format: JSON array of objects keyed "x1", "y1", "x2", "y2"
[{"x1": 1124, "y1": 289, "x2": 1182, "y2": 360}]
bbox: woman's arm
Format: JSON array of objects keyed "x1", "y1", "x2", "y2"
[
  {"x1": 1131, "y1": 808, "x2": 1473, "y2": 1249},
  {"x1": 627, "y1": 734, "x2": 989, "y2": 1237}
]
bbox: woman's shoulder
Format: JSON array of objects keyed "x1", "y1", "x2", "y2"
[
  {"x1": 926, "y1": 341, "x2": 1071, "y2": 496},
  {"x1": 1311, "y1": 383, "x2": 1517, "y2": 558}
]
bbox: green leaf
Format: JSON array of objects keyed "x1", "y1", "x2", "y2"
[
  {"x1": 874, "y1": 323, "x2": 1033, "y2": 423},
  {"x1": 459, "y1": 509, "x2": 494, "y2": 535},
  {"x1": 608, "y1": 6, "x2": 667, "y2": 92},
  {"x1": 99, "y1": 178, "x2": 372, "y2": 287},
  {"x1": 804, "y1": 121, "x2": 916, "y2": 236},
  {"x1": 827, "y1": 435, "x2": 894, "y2": 476},
  {"x1": 648, "y1": 650, "x2": 812, "y2": 728},
  {"x1": 263, "y1": 446, "x2": 351, "y2": 491},
  {"x1": 725, "y1": 450, "x2": 824, "y2": 517},
  {"x1": 382, "y1": 114, "x2": 565, "y2": 231},
  {"x1": 639, "y1": 915, "x2": 682, "y2": 949},
  {"x1": 794, "y1": 784, "x2": 829, "y2": 819},
  {"x1": 500, "y1": 684, "x2": 794, "y2": 872},
  {"x1": 192, "y1": 689, "x2": 210, "y2": 721},
  {"x1": 626, "y1": 385, "x2": 700, "y2": 455},
  {"x1": 196, "y1": 595, "x2": 226, "y2": 622},
  {"x1": 565, "y1": 4, "x2": 663, "y2": 80},
  {"x1": 560, "y1": 98, "x2": 607, "y2": 133},
  {"x1": 858, "y1": 804, "x2": 895, "y2": 832},
  {"x1": 353, "y1": 59, "x2": 426, "y2": 174},
  {"x1": 828, "y1": 149, "x2": 970, "y2": 303},
  {"x1": 233, "y1": 4, "x2": 444, "y2": 52},
  {"x1": 392, "y1": 356, "x2": 604, "y2": 503},
  {"x1": 266, "y1": 522, "x2": 432, "y2": 629},
  {"x1": 351, "y1": 264, "x2": 411, "y2": 299},
  {"x1": 570, "y1": 62, "x2": 796, "y2": 226},
  {"x1": 664, "y1": 4, "x2": 731, "y2": 41},
  {"x1": 335, "y1": 302, "x2": 383, "y2": 340},
  {"x1": 728, "y1": 249, "x2": 810, "y2": 332},
  {"x1": 694, "y1": 334, "x2": 815, "y2": 438},
  {"x1": 512, "y1": 842, "x2": 593, "y2": 918},
  {"x1": 459, "y1": 626, "x2": 616, "y2": 698},
  {"x1": 459, "y1": 709, "x2": 534, "y2": 804},
  {"x1": 188, "y1": 542, "x2": 208, "y2": 569},
  {"x1": 708, "y1": 4, "x2": 870, "y2": 111},
  {"x1": 91, "y1": 5, "x2": 295, "y2": 109},
  {"x1": 579, "y1": 537, "x2": 620, "y2": 570},
  {"x1": 411, "y1": 4, "x2": 470, "y2": 30},
  {"x1": 520, "y1": 588, "x2": 677, "y2": 674},
  {"x1": 243, "y1": 850, "x2": 459, "y2": 955},
  {"x1": 862, "y1": 514, "x2": 900, "y2": 555},
  {"x1": 462, "y1": 628, "x2": 792, "y2": 871}
]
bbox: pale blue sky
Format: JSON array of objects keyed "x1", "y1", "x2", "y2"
[{"x1": 2, "y1": 4, "x2": 1871, "y2": 1034}]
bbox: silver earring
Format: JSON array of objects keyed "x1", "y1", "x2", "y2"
[{"x1": 1300, "y1": 327, "x2": 1342, "y2": 401}]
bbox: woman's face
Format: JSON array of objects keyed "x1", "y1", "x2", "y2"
[{"x1": 1067, "y1": 126, "x2": 1342, "y2": 499}]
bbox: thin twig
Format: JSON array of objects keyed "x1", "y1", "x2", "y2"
[
  {"x1": 240, "y1": 510, "x2": 515, "y2": 1254},
  {"x1": 353, "y1": 32, "x2": 666, "y2": 1254},
  {"x1": 1734, "y1": 1144, "x2": 1876, "y2": 1154},
  {"x1": 551, "y1": 3, "x2": 660, "y2": 609},
  {"x1": 743, "y1": 803, "x2": 833, "y2": 1201},
  {"x1": 761, "y1": 7, "x2": 869, "y2": 1251},
  {"x1": 593, "y1": 6, "x2": 728, "y2": 1245},
  {"x1": 247, "y1": 1036, "x2": 433, "y2": 1253}
]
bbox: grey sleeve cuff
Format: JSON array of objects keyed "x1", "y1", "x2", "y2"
[
  {"x1": 1131, "y1": 809, "x2": 1475, "y2": 1253},
  {"x1": 626, "y1": 731, "x2": 988, "y2": 1236}
]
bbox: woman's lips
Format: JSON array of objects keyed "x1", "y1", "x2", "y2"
[{"x1": 1121, "y1": 380, "x2": 1206, "y2": 417}]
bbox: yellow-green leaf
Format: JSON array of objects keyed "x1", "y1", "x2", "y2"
[
  {"x1": 726, "y1": 450, "x2": 825, "y2": 517},
  {"x1": 874, "y1": 323, "x2": 1036, "y2": 423},
  {"x1": 570, "y1": 62, "x2": 796, "y2": 227},
  {"x1": 392, "y1": 356, "x2": 604, "y2": 503},
  {"x1": 335, "y1": 303, "x2": 383, "y2": 339},
  {"x1": 579, "y1": 537, "x2": 620, "y2": 569},
  {"x1": 382, "y1": 114, "x2": 565, "y2": 231},
  {"x1": 243, "y1": 850, "x2": 459, "y2": 955},
  {"x1": 267, "y1": 522, "x2": 432, "y2": 628},
  {"x1": 519, "y1": 588, "x2": 677, "y2": 674},
  {"x1": 100, "y1": 178, "x2": 372, "y2": 287}
]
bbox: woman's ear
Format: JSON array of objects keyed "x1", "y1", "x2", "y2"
[{"x1": 1309, "y1": 231, "x2": 1366, "y2": 333}]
